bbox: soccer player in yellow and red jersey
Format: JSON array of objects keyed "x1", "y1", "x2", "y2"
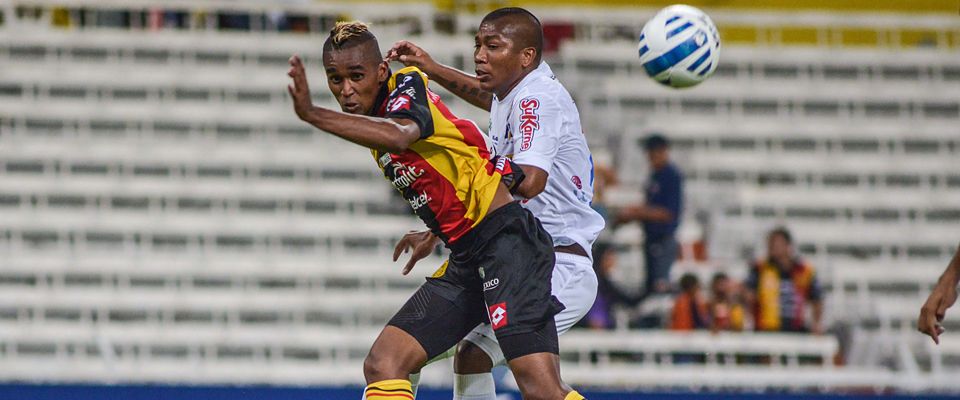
[{"x1": 286, "y1": 22, "x2": 588, "y2": 400}]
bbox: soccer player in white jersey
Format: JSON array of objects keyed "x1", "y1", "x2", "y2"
[{"x1": 387, "y1": 7, "x2": 605, "y2": 400}]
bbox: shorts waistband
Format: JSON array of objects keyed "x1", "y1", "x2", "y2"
[
  {"x1": 449, "y1": 201, "x2": 523, "y2": 256},
  {"x1": 554, "y1": 251, "x2": 591, "y2": 264}
]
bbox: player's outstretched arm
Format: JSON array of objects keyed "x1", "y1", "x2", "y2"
[
  {"x1": 919, "y1": 243, "x2": 960, "y2": 344},
  {"x1": 287, "y1": 55, "x2": 419, "y2": 154},
  {"x1": 393, "y1": 230, "x2": 441, "y2": 275},
  {"x1": 387, "y1": 41, "x2": 493, "y2": 111}
]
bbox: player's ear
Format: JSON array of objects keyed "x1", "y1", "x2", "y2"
[
  {"x1": 377, "y1": 61, "x2": 390, "y2": 85},
  {"x1": 520, "y1": 47, "x2": 537, "y2": 68}
]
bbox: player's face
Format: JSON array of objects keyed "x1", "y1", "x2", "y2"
[
  {"x1": 323, "y1": 47, "x2": 388, "y2": 116},
  {"x1": 474, "y1": 22, "x2": 525, "y2": 97}
]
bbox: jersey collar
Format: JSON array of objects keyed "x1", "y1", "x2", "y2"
[{"x1": 372, "y1": 69, "x2": 394, "y2": 117}]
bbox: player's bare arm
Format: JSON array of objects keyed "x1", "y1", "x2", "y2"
[
  {"x1": 919, "y1": 243, "x2": 960, "y2": 344},
  {"x1": 514, "y1": 164, "x2": 548, "y2": 199},
  {"x1": 393, "y1": 230, "x2": 441, "y2": 275},
  {"x1": 287, "y1": 55, "x2": 419, "y2": 154},
  {"x1": 387, "y1": 41, "x2": 492, "y2": 111}
]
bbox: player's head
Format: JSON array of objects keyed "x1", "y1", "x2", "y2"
[
  {"x1": 322, "y1": 21, "x2": 389, "y2": 115},
  {"x1": 474, "y1": 7, "x2": 544, "y2": 96},
  {"x1": 767, "y1": 227, "x2": 794, "y2": 264},
  {"x1": 643, "y1": 133, "x2": 670, "y2": 170}
]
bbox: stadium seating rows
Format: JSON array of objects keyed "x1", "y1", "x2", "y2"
[{"x1": 3, "y1": 0, "x2": 960, "y2": 392}]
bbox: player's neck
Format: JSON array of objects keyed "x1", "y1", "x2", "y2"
[{"x1": 495, "y1": 66, "x2": 537, "y2": 99}]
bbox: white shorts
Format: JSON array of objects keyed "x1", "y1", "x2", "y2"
[{"x1": 462, "y1": 252, "x2": 598, "y2": 367}]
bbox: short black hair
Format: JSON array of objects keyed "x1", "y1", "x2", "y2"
[
  {"x1": 679, "y1": 273, "x2": 700, "y2": 292},
  {"x1": 643, "y1": 133, "x2": 669, "y2": 151},
  {"x1": 322, "y1": 21, "x2": 382, "y2": 64},
  {"x1": 769, "y1": 227, "x2": 793, "y2": 244},
  {"x1": 481, "y1": 7, "x2": 544, "y2": 64}
]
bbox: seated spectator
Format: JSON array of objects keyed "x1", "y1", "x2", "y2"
[
  {"x1": 745, "y1": 227, "x2": 824, "y2": 334},
  {"x1": 583, "y1": 243, "x2": 638, "y2": 330},
  {"x1": 708, "y1": 272, "x2": 745, "y2": 332},
  {"x1": 670, "y1": 273, "x2": 709, "y2": 331}
]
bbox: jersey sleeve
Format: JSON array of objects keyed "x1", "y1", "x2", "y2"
[
  {"x1": 509, "y1": 91, "x2": 562, "y2": 173},
  {"x1": 385, "y1": 68, "x2": 434, "y2": 140}
]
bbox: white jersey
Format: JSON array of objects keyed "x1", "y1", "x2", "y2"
[{"x1": 487, "y1": 61, "x2": 605, "y2": 259}]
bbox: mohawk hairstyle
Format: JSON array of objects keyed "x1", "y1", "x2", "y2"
[
  {"x1": 323, "y1": 20, "x2": 382, "y2": 62},
  {"x1": 329, "y1": 21, "x2": 371, "y2": 48}
]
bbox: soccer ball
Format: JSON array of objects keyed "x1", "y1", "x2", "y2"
[{"x1": 638, "y1": 4, "x2": 720, "y2": 88}]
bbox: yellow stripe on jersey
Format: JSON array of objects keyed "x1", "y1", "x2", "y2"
[{"x1": 389, "y1": 66, "x2": 500, "y2": 229}]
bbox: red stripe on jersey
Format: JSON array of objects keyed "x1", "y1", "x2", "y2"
[
  {"x1": 392, "y1": 147, "x2": 477, "y2": 243},
  {"x1": 431, "y1": 96, "x2": 489, "y2": 157},
  {"x1": 430, "y1": 95, "x2": 495, "y2": 173}
]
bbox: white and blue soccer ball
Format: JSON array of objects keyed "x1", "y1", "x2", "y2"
[{"x1": 638, "y1": 4, "x2": 720, "y2": 88}]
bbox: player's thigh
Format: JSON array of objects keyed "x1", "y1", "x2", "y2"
[
  {"x1": 552, "y1": 253, "x2": 599, "y2": 335},
  {"x1": 386, "y1": 278, "x2": 487, "y2": 362}
]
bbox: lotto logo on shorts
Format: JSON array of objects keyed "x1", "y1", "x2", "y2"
[{"x1": 488, "y1": 303, "x2": 508, "y2": 330}]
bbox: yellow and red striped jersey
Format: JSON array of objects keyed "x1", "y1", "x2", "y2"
[{"x1": 372, "y1": 66, "x2": 509, "y2": 245}]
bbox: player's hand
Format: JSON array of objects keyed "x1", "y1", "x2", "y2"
[
  {"x1": 386, "y1": 41, "x2": 438, "y2": 74},
  {"x1": 393, "y1": 230, "x2": 439, "y2": 275},
  {"x1": 287, "y1": 54, "x2": 314, "y2": 121},
  {"x1": 919, "y1": 276, "x2": 959, "y2": 344}
]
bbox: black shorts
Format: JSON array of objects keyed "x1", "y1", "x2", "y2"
[{"x1": 387, "y1": 201, "x2": 565, "y2": 361}]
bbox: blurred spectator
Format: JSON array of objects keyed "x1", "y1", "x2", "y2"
[
  {"x1": 669, "y1": 273, "x2": 709, "y2": 331},
  {"x1": 708, "y1": 272, "x2": 745, "y2": 332},
  {"x1": 590, "y1": 162, "x2": 619, "y2": 226},
  {"x1": 583, "y1": 243, "x2": 637, "y2": 330},
  {"x1": 745, "y1": 227, "x2": 824, "y2": 334},
  {"x1": 616, "y1": 134, "x2": 684, "y2": 296}
]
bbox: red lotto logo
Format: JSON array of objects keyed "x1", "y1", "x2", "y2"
[{"x1": 488, "y1": 303, "x2": 508, "y2": 330}]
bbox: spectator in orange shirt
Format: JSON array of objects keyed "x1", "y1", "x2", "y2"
[{"x1": 670, "y1": 273, "x2": 709, "y2": 331}]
